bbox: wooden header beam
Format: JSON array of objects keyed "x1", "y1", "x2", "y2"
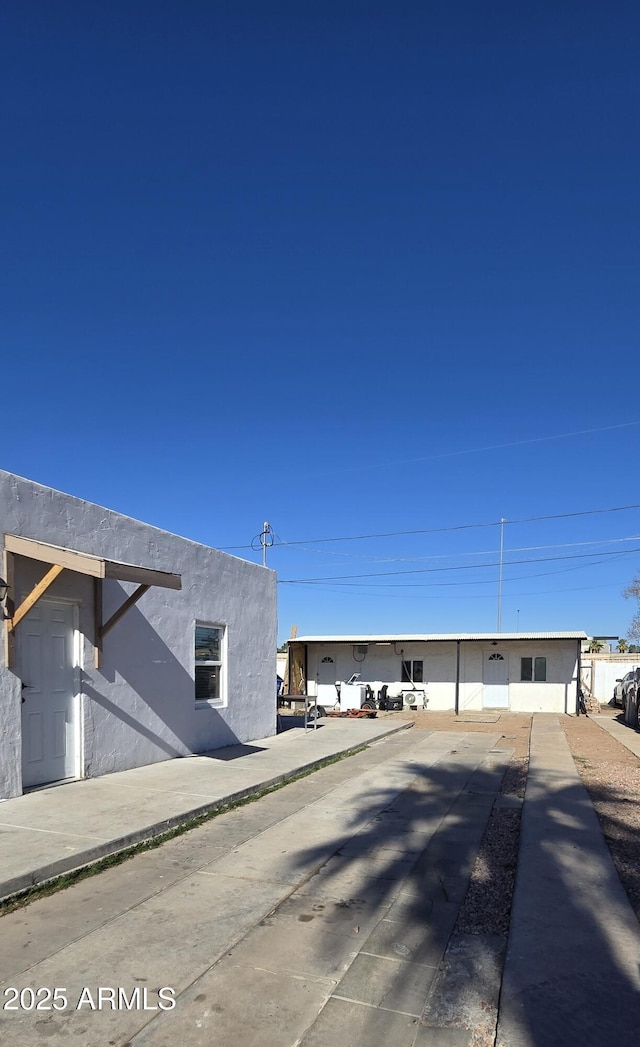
[
  {"x1": 103, "y1": 562, "x2": 181, "y2": 590},
  {"x1": 4, "y1": 534, "x2": 181, "y2": 590}
]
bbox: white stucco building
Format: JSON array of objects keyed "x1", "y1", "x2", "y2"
[
  {"x1": 0, "y1": 471, "x2": 277, "y2": 799},
  {"x1": 287, "y1": 633, "x2": 587, "y2": 715}
]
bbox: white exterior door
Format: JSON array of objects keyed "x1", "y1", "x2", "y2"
[
  {"x1": 483, "y1": 651, "x2": 509, "y2": 708},
  {"x1": 17, "y1": 600, "x2": 78, "y2": 788},
  {"x1": 317, "y1": 655, "x2": 337, "y2": 706}
]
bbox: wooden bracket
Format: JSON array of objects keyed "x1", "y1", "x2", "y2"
[
  {"x1": 8, "y1": 564, "x2": 64, "y2": 633},
  {"x1": 93, "y1": 582, "x2": 151, "y2": 669},
  {"x1": 100, "y1": 584, "x2": 150, "y2": 642},
  {"x1": 2, "y1": 548, "x2": 15, "y2": 669},
  {"x1": 94, "y1": 578, "x2": 103, "y2": 669}
]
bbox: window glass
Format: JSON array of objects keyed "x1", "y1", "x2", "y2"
[
  {"x1": 195, "y1": 626, "x2": 221, "y2": 661},
  {"x1": 521, "y1": 657, "x2": 533, "y2": 681},
  {"x1": 195, "y1": 623, "x2": 225, "y2": 705},
  {"x1": 401, "y1": 659, "x2": 423, "y2": 683},
  {"x1": 195, "y1": 665, "x2": 220, "y2": 702},
  {"x1": 534, "y1": 657, "x2": 547, "y2": 682}
]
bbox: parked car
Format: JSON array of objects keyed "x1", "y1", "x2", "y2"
[
  {"x1": 613, "y1": 670, "x2": 636, "y2": 707},
  {"x1": 623, "y1": 669, "x2": 640, "y2": 731}
]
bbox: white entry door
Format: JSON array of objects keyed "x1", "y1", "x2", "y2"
[
  {"x1": 483, "y1": 651, "x2": 509, "y2": 708},
  {"x1": 17, "y1": 600, "x2": 78, "y2": 789},
  {"x1": 317, "y1": 655, "x2": 337, "y2": 706}
]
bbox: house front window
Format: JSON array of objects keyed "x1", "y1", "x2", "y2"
[
  {"x1": 195, "y1": 624, "x2": 226, "y2": 706},
  {"x1": 401, "y1": 659, "x2": 423, "y2": 684},
  {"x1": 521, "y1": 656, "x2": 547, "y2": 682}
]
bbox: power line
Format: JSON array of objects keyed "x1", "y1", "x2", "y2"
[
  {"x1": 219, "y1": 502, "x2": 640, "y2": 552},
  {"x1": 279, "y1": 545, "x2": 640, "y2": 584},
  {"x1": 318, "y1": 420, "x2": 640, "y2": 476},
  {"x1": 282, "y1": 580, "x2": 623, "y2": 601},
  {"x1": 278, "y1": 550, "x2": 637, "y2": 589}
]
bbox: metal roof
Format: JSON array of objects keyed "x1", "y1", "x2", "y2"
[{"x1": 291, "y1": 632, "x2": 587, "y2": 643}]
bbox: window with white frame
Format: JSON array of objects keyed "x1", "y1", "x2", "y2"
[
  {"x1": 520, "y1": 656, "x2": 547, "y2": 682},
  {"x1": 195, "y1": 624, "x2": 226, "y2": 705}
]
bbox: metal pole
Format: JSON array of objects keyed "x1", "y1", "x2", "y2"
[
  {"x1": 497, "y1": 517, "x2": 506, "y2": 632},
  {"x1": 262, "y1": 521, "x2": 269, "y2": 568},
  {"x1": 454, "y1": 640, "x2": 461, "y2": 716}
]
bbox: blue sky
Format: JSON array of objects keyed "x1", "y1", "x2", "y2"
[{"x1": 2, "y1": 2, "x2": 640, "y2": 644}]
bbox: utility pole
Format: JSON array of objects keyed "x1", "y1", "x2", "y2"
[
  {"x1": 260, "y1": 521, "x2": 274, "y2": 567},
  {"x1": 497, "y1": 517, "x2": 506, "y2": 632}
]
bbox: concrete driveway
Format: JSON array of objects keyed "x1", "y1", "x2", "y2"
[
  {"x1": 1, "y1": 716, "x2": 639, "y2": 1047},
  {"x1": 0, "y1": 727, "x2": 508, "y2": 1046}
]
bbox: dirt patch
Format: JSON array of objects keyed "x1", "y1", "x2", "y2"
[
  {"x1": 563, "y1": 711, "x2": 640, "y2": 921},
  {"x1": 389, "y1": 709, "x2": 533, "y2": 758}
]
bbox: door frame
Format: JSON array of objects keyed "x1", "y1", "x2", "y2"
[
  {"x1": 482, "y1": 648, "x2": 509, "y2": 709},
  {"x1": 18, "y1": 596, "x2": 84, "y2": 790}
]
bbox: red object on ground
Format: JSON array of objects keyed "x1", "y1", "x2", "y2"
[{"x1": 326, "y1": 708, "x2": 377, "y2": 719}]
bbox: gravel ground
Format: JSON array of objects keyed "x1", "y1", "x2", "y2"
[{"x1": 563, "y1": 708, "x2": 640, "y2": 922}]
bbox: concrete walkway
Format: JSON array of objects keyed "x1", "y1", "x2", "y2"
[
  {"x1": 0, "y1": 718, "x2": 411, "y2": 902},
  {"x1": 497, "y1": 714, "x2": 640, "y2": 1047},
  {"x1": 593, "y1": 713, "x2": 640, "y2": 758}
]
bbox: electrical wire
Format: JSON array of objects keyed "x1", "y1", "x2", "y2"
[
  {"x1": 270, "y1": 533, "x2": 640, "y2": 567},
  {"x1": 281, "y1": 580, "x2": 623, "y2": 601},
  {"x1": 279, "y1": 546, "x2": 640, "y2": 584},
  {"x1": 219, "y1": 501, "x2": 640, "y2": 552},
  {"x1": 278, "y1": 551, "x2": 636, "y2": 589}
]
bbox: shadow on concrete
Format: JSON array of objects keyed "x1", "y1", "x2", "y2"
[
  {"x1": 203, "y1": 744, "x2": 267, "y2": 760},
  {"x1": 277, "y1": 715, "x2": 326, "y2": 733},
  {"x1": 280, "y1": 749, "x2": 640, "y2": 1047},
  {"x1": 279, "y1": 750, "x2": 510, "y2": 1044}
]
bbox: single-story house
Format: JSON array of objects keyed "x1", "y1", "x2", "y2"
[
  {"x1": 286, "y1": 632, "x2": 588, "y2": 715},
  {"x1": 0, "y1": 470, "x2": 277, "y2": 799}
]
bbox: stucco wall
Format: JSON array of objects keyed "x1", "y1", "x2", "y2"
[
  {"x1": 304, "y1": 639, "x2": 579, "y2": 714},
  {"x1": 0, "y1": 471, "x2": 277, "y2": 798},
  {"x1": 582, "y1": 655, "x2": 640, "y2": 703}
]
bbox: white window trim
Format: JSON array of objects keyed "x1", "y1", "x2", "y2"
[{"x1": 194, "y1": 622, "x2": 227, "y2": 708}]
